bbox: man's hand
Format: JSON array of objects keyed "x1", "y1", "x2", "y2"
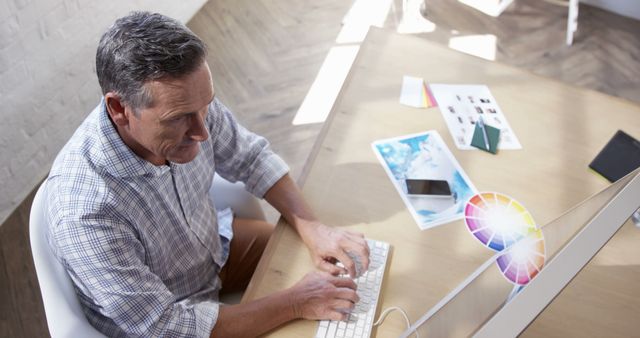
[
  {"x1": 263, "y1": 174, "x2": 370, "y2": 278},
  {"x1": 290, "y1": 271, "x2": 359, "y2": 321},
  {"x1": 299, "y1": 221, "x2": 370, "y2": 279},
  {"x1": 212, "y1": 271, "x2": 359, "y2": 337}
]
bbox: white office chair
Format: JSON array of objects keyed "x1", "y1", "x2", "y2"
[
  {"x1": 30, "y1": 175, "x2": 265, "y2": 338},
  {"x1": 30, "y1": 182, "x2": 107, "y2": 338},
  {"x1": 210, "y1": 174, "x2": 266, "y2": 221}
]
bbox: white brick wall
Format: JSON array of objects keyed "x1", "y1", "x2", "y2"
[{"x1": 0, "y1": 0, "x2": 208, "y2": 225}]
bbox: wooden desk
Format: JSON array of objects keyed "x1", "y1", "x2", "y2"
[{"x1": 243, "y1": 27, "x2": 640, "y2": 337}]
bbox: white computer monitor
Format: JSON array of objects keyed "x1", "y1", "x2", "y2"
[{"x1": 400, "y1": 168, "x2": 640, "y2": 338}]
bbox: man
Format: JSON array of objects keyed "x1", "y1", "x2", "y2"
[{"x1": 46, "y1": 11, "x2": 370, "y2": 337}]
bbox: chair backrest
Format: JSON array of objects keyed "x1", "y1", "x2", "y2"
[
  {"x1": 210, "y1": 174, "x2": 266, "y2": 221},
  {"x1": 29, "y1": 182, "x2": 107, "y2": 338}
]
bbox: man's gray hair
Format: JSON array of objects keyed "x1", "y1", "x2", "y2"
[{"x1": 96, "y1": 11, "x2": 207, "y2": 111}]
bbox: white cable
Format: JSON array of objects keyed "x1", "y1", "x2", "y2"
[{"x1": 373, "y1": 306, "x2": 420, "y2": 338}]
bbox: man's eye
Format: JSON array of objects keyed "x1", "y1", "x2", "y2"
[{"x1": 170, "y1": 115, "x2": 188, "y2": 122}]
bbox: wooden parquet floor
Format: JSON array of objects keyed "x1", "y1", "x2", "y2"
[
  {"x1": 413, "y1": 0, "x2": 640, "y2": 103},
  {"x1": 189, "y1": 0, "x2": 354, "y2": 181},
  {"x1": 188, "y1": 0, "x2": 640, "y2": 185},
  {"x1": 1, "y1": 1, "x2": 639, "y2": 337}
]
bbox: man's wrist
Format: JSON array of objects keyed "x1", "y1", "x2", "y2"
[
  {"x1": 286, "y1": 285, "x2": 303, "y2": 319},
  {"x1": 292, "y1": 217, "x2": 322, "y2": 246}
]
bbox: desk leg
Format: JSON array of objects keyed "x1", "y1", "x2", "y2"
[{"x1": 566, "y1": 0, "x2": 579, "y2": 45}]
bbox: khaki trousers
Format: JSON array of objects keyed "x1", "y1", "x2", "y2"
[{"x1": 218, "y1": 218, "x2": 275, "y2": 295}]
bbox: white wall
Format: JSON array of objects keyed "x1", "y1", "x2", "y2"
[
  {"x1": 0, "y1": 0, "x2": 207, "y2": 225},
  {"x1": 581, "y1": 0, "x2": 640, "y2": 21}
]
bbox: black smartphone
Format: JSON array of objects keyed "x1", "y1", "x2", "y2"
[{"x1": 405, "y1": 179, "x2": 452, "y2": 196}]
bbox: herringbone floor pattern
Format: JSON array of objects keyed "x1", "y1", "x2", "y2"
[
  {"x1": 188, "y1": 0, "x2": 640, "y2": 183},
  {"x1": 189, "y1": 0, "x2": 354, "y2": 181},
  {"x1": 416, "y1": 0, "x2": 640, "y2": 102}
]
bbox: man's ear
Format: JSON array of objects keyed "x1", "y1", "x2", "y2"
[{"x1": 104, "y1": 93, "x2": 130, "y2": 126}]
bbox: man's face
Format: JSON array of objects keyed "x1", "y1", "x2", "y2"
[{"x1": 124, "y1": 62, "x2": 214, "y2": 165}]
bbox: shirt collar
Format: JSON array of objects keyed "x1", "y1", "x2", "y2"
[{"x1": 96, "y1": 99, "x2": 170, "y2": 178}]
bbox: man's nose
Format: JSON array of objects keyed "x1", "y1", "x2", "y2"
[{"x1": 188, "y1": 113, "x2": 209, "y2": 142}]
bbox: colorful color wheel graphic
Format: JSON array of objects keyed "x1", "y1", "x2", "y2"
[
  {"x1": 465, "y1": 192, "x2": 536, "y2": 251},
  {"x1": 496, "y1": 229, "x2": 545, "y2": 285},
  {"x1": 464, "y1": 192, "x2": 546, "y2": 286}
]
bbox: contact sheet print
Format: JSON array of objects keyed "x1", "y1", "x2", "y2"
[{"x1": 429, "y1": 84, "x2": 522, "y2": 150}]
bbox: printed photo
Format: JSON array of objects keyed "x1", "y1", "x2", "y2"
[{"x1": 372, "y1": 131, "x2": 477, "y2": 229}]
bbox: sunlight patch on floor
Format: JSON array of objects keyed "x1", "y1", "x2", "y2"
[
  {"x1": 292, "y1": 45, "x2": 360, "y2": 125},
  {"x1": 448, "y1": 34, "x2": 497, "y2": 61},
  {"x1": 292, "y1": 0, "x2": 393, "y2": 126},
  {"x1": 292, "y1": 0, "x2": 460, "y2": 126}
]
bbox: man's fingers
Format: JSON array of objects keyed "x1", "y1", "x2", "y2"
[
  {"x1": 340, "y1": 244, "x2": 370, "y2": 278},
  {"x1": 310, "y1": 226, "x2": 372, "y2": 278},
  {"x1": 330, "y1": 298, "x2": 357, "y2": 312},
  {"x1": 327, "y1": 310, "x2": 349, "y2": 321},
  {"x1": 324, "y1": 276, "x2": 359, "y2": 300},
  {"x1": 350, "y1": 237, "x2": 371, "y2": 271},
  {"x1": 339, "y1": 234, "x2": 370, "y2": 276},
  {"x1": 294, "y1": 272, "x2": 363, "y2": 322},
  {"x1": 328, "y1": 244, "x2": 370, "y2": 278},
  {"x1": 328, "y1": 287, "x2": 359, "y2": 321},
  {"x1": 332, "y1": 287, "x2": 359, "y2": 304},
  {"x1": 318, "y1": 260, "x2": 344, "y2": 276},
  {"x1": 355, "y1": 247, "x2": 371, "y2": 274},
  {"x1": 333, "y1": 250, "x2": 358, "y2": 278},
  {"x1": 331, "y1": 276, "x2": 358, "y2": 290}
]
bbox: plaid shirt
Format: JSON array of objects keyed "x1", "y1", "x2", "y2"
[{"x1": 46, "y1": 98, "x2": 288, "y2": 337}]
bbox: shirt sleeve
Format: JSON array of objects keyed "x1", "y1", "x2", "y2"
[
  {"x1": 48, "y1": 210, "x2": 218, "y2": 338},
  {"x1": 207, "y1": 98, "x2": 289, "y2": 197}
]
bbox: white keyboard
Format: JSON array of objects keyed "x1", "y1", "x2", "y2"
[{"x1": 315, "y1": 239, "x2": 390, "y2": 338}]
